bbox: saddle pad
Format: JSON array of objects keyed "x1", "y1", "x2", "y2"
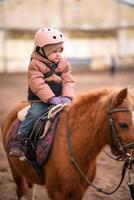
[
  {"x1": 6, "y1": 113, "x2": 60, "y2": 165},
  {"x1": 18, "y1": 105, "x2": 31, "y2": 121}
]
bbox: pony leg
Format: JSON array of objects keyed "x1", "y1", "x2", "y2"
[
  {"x1": 19, "y1": 184, "x2": 35, "y2": 200},
  {"x1": 25, "y1": 182, "x2": 35, "y2": 200},
  {"x1": 8, "y1": 159, "x2": 35, "y2": 200}
]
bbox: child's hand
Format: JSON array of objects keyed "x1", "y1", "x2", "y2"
[
  {"x1": 60, "y1": 96, "x2": 71, "y2": 104},
  {"x1": 49, "y1": 96, "x2": 71, "y2": 105},
  {"x1": 49, "y1": 96, "x2": 62, "y2": 105}
]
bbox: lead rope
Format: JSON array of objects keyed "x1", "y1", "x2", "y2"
[
  {"x1": 103, "y1": 148, "x2": 134, "y2": 199},
  {"x1": 127, "y1": 153, "x2": 134, "y2": 200},
  {"x1": 64, "y1": 109, "x2": 130, "y2": 195}
]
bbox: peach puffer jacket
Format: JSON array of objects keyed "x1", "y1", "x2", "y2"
[{"x1": 28, "y1": 52, "x2": 75, "y2": 103}]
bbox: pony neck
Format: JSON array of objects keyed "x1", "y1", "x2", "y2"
[{"x1": 69, "y1": 93, "x2": 109, "y2": 164}]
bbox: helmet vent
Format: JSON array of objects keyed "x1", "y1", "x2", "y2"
[{"x1": 34, "y1": 28, "x2": 64, "y2": 47}]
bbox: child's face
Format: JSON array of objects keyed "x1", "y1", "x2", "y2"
[{"x1": 47, "y1": 48, "x2": 63, "y2": 64}]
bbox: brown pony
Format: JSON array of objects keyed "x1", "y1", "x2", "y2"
[{"x1": 1, "y1": 87, "x2": 134, "y2": 200}]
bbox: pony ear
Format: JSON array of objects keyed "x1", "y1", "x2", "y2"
[{"x1": 113, "y1": 88, "x2": 128, "y2": 107}]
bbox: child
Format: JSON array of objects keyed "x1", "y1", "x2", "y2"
[{"x1": 10, "y1": 27, "x2": 75, "y2": 158}]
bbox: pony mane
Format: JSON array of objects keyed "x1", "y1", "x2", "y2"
[
  {"x1": 70, "y1": 88, "x2": 113, "y2": 135},
  {"x1": 72, "y1": 88, "x2": 113, "y2": 111},
  {"x1": 126, "y1": 87, "x2": 134, "y2": 110},
  {"x1": 73, "y1": 87, "x2": 134, "y2": 110},
  {"x1": 73, "y1": 88, "x2": 108, "y2": 105}
]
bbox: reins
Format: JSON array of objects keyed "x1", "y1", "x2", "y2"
[{"x1": 64, "y1": 107, "x2": 134, "y2": 196}]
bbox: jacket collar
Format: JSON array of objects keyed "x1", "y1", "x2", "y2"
[{"x1": 31, "y1": 51, "x2": 58, "y2": 69}]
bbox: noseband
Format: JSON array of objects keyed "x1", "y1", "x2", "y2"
[{"x1": 108, "y1": 100, "x2": 134, "y2": 160}]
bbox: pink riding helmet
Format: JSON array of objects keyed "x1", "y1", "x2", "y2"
[{"x1": 34, "y1": 27, "x2": 65, "y2": 48}]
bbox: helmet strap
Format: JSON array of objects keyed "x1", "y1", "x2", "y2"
[{"x1": 36, "y1": 46, "x2": 47, "y2": 58}]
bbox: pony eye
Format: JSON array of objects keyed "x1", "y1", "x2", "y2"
[{"x1": 119, "y1": 122, "x2": 128, "y2": 130}]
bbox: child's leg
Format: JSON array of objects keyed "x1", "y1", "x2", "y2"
[
  {"x1": 10, "y1": 102, "x2": 50, "y2": 157},
  {"x1": 18, "y1": 102, "x2": 50, "y2": 136}
]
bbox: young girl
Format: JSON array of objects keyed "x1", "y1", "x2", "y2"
[{"x1": 10, "y1": 27, "x2": 75, "y2": 158}]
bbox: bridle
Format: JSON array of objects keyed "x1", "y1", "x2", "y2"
[
  {"x1": 64, "y1": 99, "x2": 134, "y2": 196},
  {"x1": 108, "y1": 100, "x2": 134, "y2": 160}
]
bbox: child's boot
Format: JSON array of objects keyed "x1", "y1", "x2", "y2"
[{"x1": 9, "y1": 132, "x2": 25, "y2": 158}]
